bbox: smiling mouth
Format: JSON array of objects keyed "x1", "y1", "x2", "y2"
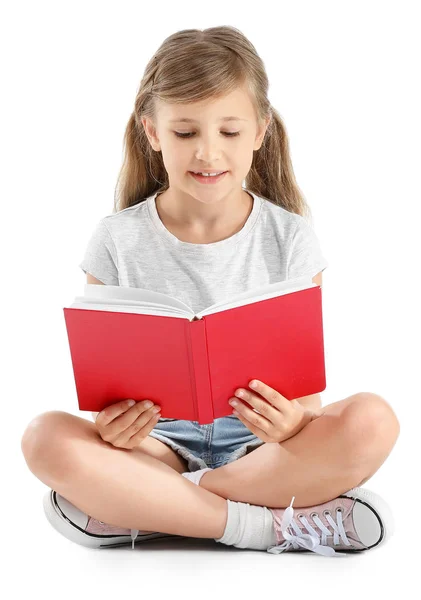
[
  {"x1": 189, "y1": 171, "x2": 228, "y2": 175},
  {"x1": 188, "y1": 171, "x2": 229, "y2": 184}
]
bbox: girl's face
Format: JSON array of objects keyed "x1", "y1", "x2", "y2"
[{"x1": 142, "y1": 86, "x2": 270, "y2": 203}]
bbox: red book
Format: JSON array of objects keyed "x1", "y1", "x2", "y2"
[{"x1": 63, "y1": 276, "x2": 326, "y2": 424}]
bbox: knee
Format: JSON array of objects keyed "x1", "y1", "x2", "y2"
[
  {"x1": 21, "y1": 410, "x2": 78, "y2": 476},
  {"x1": 342, "y1": 392, "x2": 401, "y2": 461}
]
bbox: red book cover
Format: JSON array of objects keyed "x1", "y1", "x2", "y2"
[{"x1": 63, "y1": 280, "x2": 326, "y2": 424}]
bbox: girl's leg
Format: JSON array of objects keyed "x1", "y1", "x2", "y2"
[
  {"x1": 21, "y1": 411, "x2": 227, "y2": 539},
  {"x1": 199, "y1": 392, "x2": 400, "y2": 508}
]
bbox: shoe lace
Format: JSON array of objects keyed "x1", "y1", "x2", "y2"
[
  {"x1": 131, "y1": 529, "x2": 139, "y2": 549},
  {"x1": 267, "y1": 496, "x2": 351, "y2": 557},
  {"x1": 98, "y1": 522, "x2": 139, "y2": 550}
]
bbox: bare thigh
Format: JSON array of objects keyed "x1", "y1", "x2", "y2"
[{"x1": 24, "y1": 411, "x2": 189, "y2": 474}]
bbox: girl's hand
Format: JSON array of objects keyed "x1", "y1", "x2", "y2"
[
  {"x1": 95, "y1": 399, "x2": 161, "y2": 449},
  {"x1": 228, "y1": 379, "x2": 314, "y2": 443}
]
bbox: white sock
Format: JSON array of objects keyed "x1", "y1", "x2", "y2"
[
  {"x1": 182, "y1": 469, "x2": 277, "y2": 551},
  {"x1": 181, "y1": 467, "x2": 213, "y2": 486},
  {"x1": 214, "y1": 499, "x2": 277, "y2": 551}
]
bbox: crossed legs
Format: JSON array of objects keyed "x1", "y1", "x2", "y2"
[{"x1": 21, "y1": 392, "x2": 400, "y2": 538}]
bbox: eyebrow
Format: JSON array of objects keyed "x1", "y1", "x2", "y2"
[{"x1": 168, "y1": 117, "x2": 248, "y2": 123}]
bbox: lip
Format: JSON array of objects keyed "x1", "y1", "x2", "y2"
[
  {"x1": 189, "y1": 171, "x2": 228, "y2": 184},
  {"x1": 190, "y1": 170, "x2": 227, "y2": 174}
]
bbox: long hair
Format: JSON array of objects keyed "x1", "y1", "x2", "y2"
[{"x1": 113, "y1": 26, "x2": 312, "y2": 222}]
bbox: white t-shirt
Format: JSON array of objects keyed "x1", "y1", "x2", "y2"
[{"x1": 79, "y1": 189, "x2": 328, "y2": 315}]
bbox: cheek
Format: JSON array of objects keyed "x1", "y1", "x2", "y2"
[
  {"x1": 242, "y1": 150, "x2": 254, "y2": 169},
  {"x1": 167, "y1": 146, "x2": 190, "y2": 169},
  {"x1": 160, "y1": 146, "x2": 182, "y2": 172}
]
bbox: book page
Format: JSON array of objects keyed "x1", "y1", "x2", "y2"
[
  {"x1": 79, "y1": 284, "x2": 194, "y2": 316},
  {"x1": 69, "y1": 301, "x2": 189, "y2": 318},
  {"x1": 197, "y1": 275, "x2": 315, "y2": 318},
  {"x1": 68, "y1": 276, "x2": 315, "y2": 320}
]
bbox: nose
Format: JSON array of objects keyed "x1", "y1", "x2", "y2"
[{"x1": 194, "y1": 135, "x2": 222, "y2": 164}]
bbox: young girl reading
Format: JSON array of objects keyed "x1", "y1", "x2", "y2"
[{"x1": 22, "y1": 26, "x2": 400, "y2": 557}]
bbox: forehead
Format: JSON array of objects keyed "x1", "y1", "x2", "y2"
[{"x1": 157, "y1": 87, "x2": 255, "y2": 122}]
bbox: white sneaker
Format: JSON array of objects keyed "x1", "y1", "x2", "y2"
[
  {"x1": 43, "y1": 489, "x2": 183, "y2": 549},
  {"x1": 267, "y1": 487, "x2": 395, "y2": 557}
]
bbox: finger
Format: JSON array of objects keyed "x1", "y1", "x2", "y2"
[
  {"x1": 133, "y1": 411, "x2": 162, "y2": 439},
  {"x1": 248, "y1": 380, "x2": 290, "y2": 413},
  {"x1": 127, "y1": 409, "x2": 162, "y2": 447},
  {"x1": 97, "y1": 399, "x2": 137, "y2": 427},
  {"x1": 233, "y1": 409, "x2": 270, "y2": 442},
  {"x1": 113, "y1": 401, "x2": 161, "y2": 437},
  {"x1": 113, "y1": 409, "x2": 160, "y2": 447},
  {"x1": 231, "y1": 398, "x2": 271, "y2": 427},
  {"x1": 233, "y1": 389, "x2": 274, "y2": 419},
  {"x1": 234, "y1": 397, "x2": 273, "y2": 429}
]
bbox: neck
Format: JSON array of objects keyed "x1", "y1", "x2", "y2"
[
  {"x1": 155, "y1": 188, "x2": 254, "y2": 244},
  {"x1": 156, "y1": 188, "x2": 252, "y2": 227}
]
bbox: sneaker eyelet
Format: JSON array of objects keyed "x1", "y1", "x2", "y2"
[
  {"x1": 311, "y1": 512, "x2": 318, "y2": 518},
  {"x1": 99, "y1": 521, "x2": 104, "y2": 524},
  {"x1": 323, "y1": 510, "x2": 330, "y2": 516},
  {"x1": 297, "y1": 513, "x2": 304, "y2": 519},
  {"x1": 337, "y1": 508, "x2": 342, "y2": 514}
]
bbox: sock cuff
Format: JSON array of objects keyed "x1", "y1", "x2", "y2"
[
  {"x1": 214, "y1": 499, "x2": 240, "y2": 545},
  {"x1": 181, "y1": 467, "x2": 212, "y2": 486},
  {"x1": 215, "y1": 499, "x2": 276, "y2": 550}
]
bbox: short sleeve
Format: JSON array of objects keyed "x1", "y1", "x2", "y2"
[
  {"x1": 287, "y1": 216, "x2": 329, "y2": 280},
  {"x1": 79, "y1": 220, "x2": 119, "y2": 285}
]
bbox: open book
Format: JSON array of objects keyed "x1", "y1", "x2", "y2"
[{"x1": 63, "y1": 275, "x2": 327, "y2": 424}]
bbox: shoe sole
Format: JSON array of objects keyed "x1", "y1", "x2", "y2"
[{"x1": 43, "y1": 489, "x2": 184, "y2": 549}]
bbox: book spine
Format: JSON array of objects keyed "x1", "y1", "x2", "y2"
[{"x1": 185, "y1": 318, "x2": 214, "y2": 424}]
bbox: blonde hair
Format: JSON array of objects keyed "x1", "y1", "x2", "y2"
[{"x1": 113, "y1": 26, "x2": 312, "y2": 222}]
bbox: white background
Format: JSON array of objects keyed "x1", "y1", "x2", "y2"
[{"x1": 2, "y1": 0, "x2": 419, "y2": 597}]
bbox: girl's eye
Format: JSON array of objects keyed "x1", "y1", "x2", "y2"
[{"x1": 174, "y1": 132, "x2": 240, "y2": 138}]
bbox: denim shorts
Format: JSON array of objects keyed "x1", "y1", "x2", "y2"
[{"x1": 148, "y1": 414, "x2": 265, "y2": 472}]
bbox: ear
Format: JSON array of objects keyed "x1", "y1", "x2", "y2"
[
  {"x1": 141, "y1": 117, "x2": 161, "y2": 152},
  {"x1": 254, "y1": 115, "x2": 271, "y2": 151}
]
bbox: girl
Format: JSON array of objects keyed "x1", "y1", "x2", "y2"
[{"x1": 21, "y1": 26, "x2": 400, "y2": 557}]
